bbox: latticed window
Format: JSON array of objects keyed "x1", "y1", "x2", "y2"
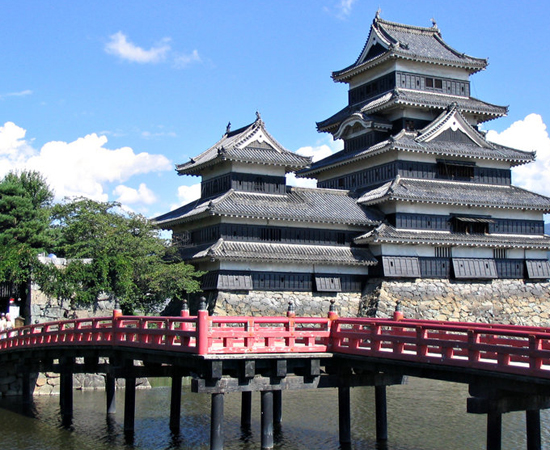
[
  {"x1": 172, "y1": 231, "x2": 191, "y2": 247},
  {"x1": 493, "y1": 248, "x2": 507, "y2": 259},
  {"x1": 436, "y1": 161, "x2": 475, "y2": 180},
  {"x1": 254, "y1": 177, "x2": 265, "y2": 191},
  {"x1": 435, "y1": 246, "x2": 451, "y2": 258},
  {"x1": 260, "y1": 228, "x2": 282, "y2": 242}
]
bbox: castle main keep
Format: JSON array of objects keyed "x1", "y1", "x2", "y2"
[{"x1": 154, "y1": 14, "x2": 550, "y2": 321}]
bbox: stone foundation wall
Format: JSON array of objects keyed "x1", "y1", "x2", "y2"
[
  {"x1": 33, "y1": 373, "x2": 150, "y2": 396},
  {"x1": 360, "y1": 278, "x2": 550, "y2": 326},
  {"x1": 31, "y1": 288, "x2": 115, "y2": 324},
  {"x1": 200, "y1": 280, "x2": 550, "y2": 327},
  {"x1": 208, "y1": 291, "x2": 363, "y2": 317}
]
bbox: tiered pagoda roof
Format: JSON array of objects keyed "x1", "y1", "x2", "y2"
[
  {"x1": 332, "y1": 14, "x2": 488, "y2": 83},
  {"x1": 357, "y1": 177, "x2": 550, "y2": 211},
  {"x1": 155, "y1": 187, "x2": 383, "y2": 228},
  {"x1": 176, "y1": 114, "x2": 311, "y2": 176},
  {"x1": 179, "y1": 239, "x2": 377, "y2": 266},
  {"x1": 301, "y1": 106, "x2": 534, "y2": 177},
  {"x1": 317, "y1": 89, "x2": 508, "y2": 134},
  {"x1": 355, "y1": 223, "x2": 550, "y2": 250}
]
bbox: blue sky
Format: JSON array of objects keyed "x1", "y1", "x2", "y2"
[{"x1": 2, "y1": 1, "x2": 550, "y2": 218}]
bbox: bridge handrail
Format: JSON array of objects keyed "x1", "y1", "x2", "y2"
[
  {"x1": 332, "y1": 318, "x2": 550, "y2": 379},
  {"x1": 3, "y1": 312, "x2": 550, "y2": 379},
  {"x1": 0, "y1": 312, "x2": 333, "y2": 356},
  {"x1": 204, "y1": 314, "x2": 332, "y2": 354}
]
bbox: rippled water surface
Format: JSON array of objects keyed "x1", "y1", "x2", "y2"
[{"x1": 0, "y1": 377, "x2": 547, "y2": 449}]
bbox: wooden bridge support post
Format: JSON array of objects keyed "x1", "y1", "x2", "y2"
[
  {"x1": 59, "y1": 357, "x2": 74, "y2": 417},
  {"x1": 210, "y1": 392, "x2": 224, "y2": 450},
  {"x1": 375, "y1": 385, "x2": 388, "y2": 441},
  {"x1": 106, "y1": 374, "x2": 116, "y2": 414},
  {"x1": 21, "y1": 367, "x2": 32, "y2": 405},
  {"x1": 273, "y1": 390, "x2": 282, "y2": 425},
  {"x1": 261, "y1": 390, "x2": 274, "y2": 449},
  {"x1": 124, "y1": 376, "x2": 136, "y2": 433},
  {"x1": 170, "y1": 373, "x2": 183, "y2": 432},
  {"x1": 486, "y1": 411, "x2": 502, "y2": 450},
  {"x1": 526, "y1": 410, "x2": 541, "y2": 450},
  {"x1": 241, "y1": 391, "x2": 252, "y2": 429},
  {"x1": 338, "y1": 385, "x2": 351, "y2": 446}
]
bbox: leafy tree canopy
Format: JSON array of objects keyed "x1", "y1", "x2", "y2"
[
  {"x1": 0, "y1": 170, "x2": 54, "y2": 285},
  {"x1": 39, "y1": 197, "x2": 202, "y2": 314}
]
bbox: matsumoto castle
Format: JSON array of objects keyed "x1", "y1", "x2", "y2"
[{"x1": 155, "y1": 14, "x2": 550, "y2": 316}]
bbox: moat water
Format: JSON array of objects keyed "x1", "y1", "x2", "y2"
[{"x1": 0, "y1": 376, "x2": 546, "y2": 449}]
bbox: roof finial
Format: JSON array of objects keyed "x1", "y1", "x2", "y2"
[
  {"x1": 255, "y1": 111, "x2": 261, "y2": 122},
  {"x1": 226, "y1": 122, "x2": 231, "y2": 134},
  {"x1": 375, "y1": 8, "x2": 381, "y2": 20},
  {"x1": 431, "y1": 17, "x2": 437, "y2": 28}
]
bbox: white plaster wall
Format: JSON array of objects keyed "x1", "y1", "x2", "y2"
[
  {"x1": 525, "y1": 249, "x2": 549, "y2": 259},
  {"x1": 231, "y1": 162, "x2": 287, "y2": 177},
  {"x1": 380, "y1": 244, "x2": 434, "y2": 257},
  {"x1": 218, "y1": 260, "x2": 369, "y2": 275},
  {"x1": 388, "y1": 201, "x2": 543, "y2": 221},
  {"x1": 452, "y1": 247, "x2": 493, "y2": 258}
]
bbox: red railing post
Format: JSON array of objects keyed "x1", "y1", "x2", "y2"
[
  {"x1": 197, "y1": 297, "x2": 209, "y2": 355},
  {"x1": 393, "y1": 301, "x2": 403, "y2": 321},
  {"x1": 327, "y1": 300, "x2": 338, "y2": 351},
  {"x1": 179, "y1": 300, "x2": 191, "y2": 347},
  {"x1": 286, "y1": 301, "x2": 296, "y2": 318},
  {"x1": 113, "y1": 304, "x2": 122, "y2": 343}
]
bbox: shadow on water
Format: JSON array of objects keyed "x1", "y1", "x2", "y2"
[{"x1": 0, "y1": 378, "x2": 547, "y2": 449}]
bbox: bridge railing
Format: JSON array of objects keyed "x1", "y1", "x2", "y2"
[
  {"x1": 331, "y1": 318, "x2": 550, "y2": 379},
  {"x1": 0, "y1": 315, "x2": 201, "y2": 353},
  {"x1": 4, "y1": 310, "x2": 550, "y2": 379},
  {"x1": 0, "y1": 309, "x2": 333, "y2": 356},
  {"x1": 201, "y1": 313, "x2": 332, "y2": 354}
]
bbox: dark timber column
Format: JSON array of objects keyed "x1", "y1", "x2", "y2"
[
  {"x1": 21, "y1": 367, "x2": 31, "y2": 405},
  {"x1": 210, "y1": 393, "x2": 224, "y2": 450},
  {"x1": 59, "y1": 357, "x2": 74, "y2": 417},
  {"x1": 486, "y1": 411, "x2": 502, "y2": 450},
  {"x1": 106, "y1": 374, "x2": 116, "y2": 414},
  {"x1": 526, "y1": 410, "x2": 541, "y2": 450},
  {"x1": 261, "y1": 390, "x2": 274, "y2": 449},
  {"x1": 375, "y1": 385, "x2": 388, "y2": 441},
  {"x1": 170, "y1": 373, "x2": 183, "y2": 432},
  {"x1": 273, "y1": 390, "x2": 282, "y2": 425},
  {"x1": 124, "y1": 376, "x2": 136, "y2": 433},
  {"x1": 241, "y1": 391, "x2": 252, "y2": 429},
  {"x1": 338, "y1": 385, "x2": 351, "y2": 446}
]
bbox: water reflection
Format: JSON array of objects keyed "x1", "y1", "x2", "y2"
[{"x1": 0, "y1": 377, "x2": 546, "y2": 449}]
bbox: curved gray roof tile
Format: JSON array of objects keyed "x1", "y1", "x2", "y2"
[
  {"x1": 355, "y1": 223, "x2": 550, "y2": 250},
  {"x1": 357, "y1": 177, "x2": 550, "y2": 212}
]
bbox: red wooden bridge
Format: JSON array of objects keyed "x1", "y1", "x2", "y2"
[{"x1": 1, "y1": 303, "x2": 550, "y2": 450}]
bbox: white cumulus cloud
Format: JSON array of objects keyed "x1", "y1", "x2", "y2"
[
  {"x1": 105, "y1": 31, "x2": 171, "y2": 64},
  {"x1": 287, "y1": 139, "x2": 340, "y2": 188},
  {"x1": 337, "y1": 0, "x2": 357, "y2": 18},
  {"x1": 174, "y1": 49, "x2": 201, "y2": 68},
  {"x1": 0, "y1": 90, "x2": 32, "y2": 100},
  {"x1": 171, "y1": 182, "x2": 201, "y2": 210},
  {"x1": 486, "y1": 113, "x2": 550, "y2": 196},
  {"x1": 0, "y1": 122, "x2": 172, "y2": 207},
  {"x1": 113, "y1": 183, "x2": 157, "y2": 205}
]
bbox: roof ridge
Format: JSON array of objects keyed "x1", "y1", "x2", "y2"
[{"x1": 376, "y1": 17, "x2": 440, "y2": 36}]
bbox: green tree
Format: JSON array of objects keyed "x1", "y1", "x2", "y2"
[
  {"x1": 43, "y1": 197, "x2": 202, "y2": 314},
  {"x1": 0, "y1": 170, "x2": 54, "y2": 294}
]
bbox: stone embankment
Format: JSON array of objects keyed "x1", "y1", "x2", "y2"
[
  {"x1": 360, "y1": 278, "x2": 550, "y2": 326},
  {"x1": 211, "y1": 278, "x2": 550, "y2": 327},
  {"x1": 211, "y1": 291, "x2": 362, "y2": 318}
]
